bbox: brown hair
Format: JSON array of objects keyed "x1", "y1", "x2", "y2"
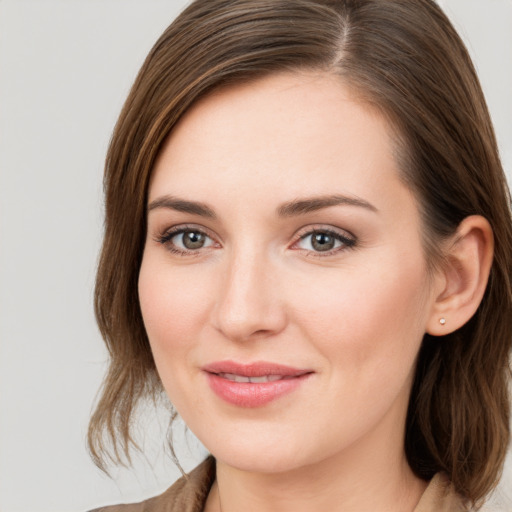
[{"x1": 88, "y1": 0, "x2": 512, "y2": 505}]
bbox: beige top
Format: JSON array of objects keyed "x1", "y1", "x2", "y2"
[{"x1": 90, "y1": 456, "x2": 468, "y2": 512}]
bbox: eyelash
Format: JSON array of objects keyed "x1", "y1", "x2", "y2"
[
  {"x1": 293, "y1": 227, "x2": 356, "y2": 257},
  {"x1": 154, "y1": 225, "x2": 357, "y2": 257},
  {"x1": 154, "y1": 224, "x2": 218, "y2": 257}
]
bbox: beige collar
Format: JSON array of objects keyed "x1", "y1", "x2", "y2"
[{"x1": 413, "y1": 473, "x2": 468, "y2": 512}]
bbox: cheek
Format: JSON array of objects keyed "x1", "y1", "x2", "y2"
[
  {"x1": 138, "y1": 254, "x2": 217, "y2": 417},
  {"x1": 291, "y1": 255, "x2": 430, "y2": 381},
  {"x1": 285, "y1": 258, "x2": 431, "y2": 452},
  {"x1": 138, "y1": 252, "x2": 213, "y2": 368}
]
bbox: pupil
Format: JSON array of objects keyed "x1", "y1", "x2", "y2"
[
  {"x1": 312, "y1": 233, "x2": 334, "y2": 251},
  {"x1": 183, "y1": 231, "x2": 205, "y2": 249}
]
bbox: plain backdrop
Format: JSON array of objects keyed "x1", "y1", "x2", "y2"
[{"x1": 0, "y1": 1, "x2": 511, "y2": 511}]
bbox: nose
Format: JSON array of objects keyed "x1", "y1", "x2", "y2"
[{"x1": 212, "y1": 249, "x2": 287, "y2": 342}]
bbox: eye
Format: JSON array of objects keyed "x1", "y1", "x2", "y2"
[
  {"x1": 294, "y1": 228, "x2": 356, "y2": 254},
  {"x1": 156, "y1": 227, "x2": 217, "y2": 255},
  {"x1": 176, "y1": 230, "x2": 212, "y2": 250}
]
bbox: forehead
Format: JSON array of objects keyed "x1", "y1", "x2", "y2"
[{"x1": 149, "y1": 71, "x2": 408, "y2": 215}]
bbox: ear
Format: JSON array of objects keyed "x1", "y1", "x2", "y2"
[{"x1": 427, "y1": 215, "x2": 494, "y2": 336}]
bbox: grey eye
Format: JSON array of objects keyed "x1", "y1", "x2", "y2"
[
  {"x1": 168, "y1": 230, "x2": 214, "y2": 251},
  {"x1": 181, "y1": 230, "x2": 206, "y2": 249},
  {"x1": 296, "y1": 229, "x2": 354, "y2": 253},
  {"x1": 310, "y1": 232, "x2": 336, "y2": 251}
]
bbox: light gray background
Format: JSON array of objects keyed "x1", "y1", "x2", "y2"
[{"x1": 0, "y1": 1, "x2": 510, "y2": 511}]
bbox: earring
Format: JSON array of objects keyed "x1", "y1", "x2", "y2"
[{"x1": 439, "y1": 317, "x2": 446, "y2": 325}]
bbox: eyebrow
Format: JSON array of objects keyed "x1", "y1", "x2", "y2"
[
  {"x1": 147, "y1": 193, "x2": 377, "y2": 219},
  {"x1": 277, "y1": 194, "x2": 378, "y2": 217},
  {"x1": 147, "y1": 195, "x2": 216, "y2": 218}
]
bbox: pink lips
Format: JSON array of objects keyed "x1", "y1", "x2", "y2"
[{"x1": 202, "y1": 361, "x2": 312, "y2": 407}]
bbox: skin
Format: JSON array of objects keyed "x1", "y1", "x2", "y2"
[{"x1": 138, "y1": 71, "x2": 475, "y2": 511}]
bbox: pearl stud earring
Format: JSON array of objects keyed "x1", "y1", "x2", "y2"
[{"x1": 439, "y1": 317, "x2": 446, "y2": 325}]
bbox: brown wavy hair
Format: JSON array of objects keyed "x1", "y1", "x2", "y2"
[{"x1": 88, "y1": 0, "x2": 512, "y2": 505}]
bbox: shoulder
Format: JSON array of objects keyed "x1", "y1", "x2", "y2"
[
  {"x1": 88, "y1": 456, "x2": 216, "y2": 512},
  {"x1": 414, "y1": 473, "x2": 469, "y2": 512}
]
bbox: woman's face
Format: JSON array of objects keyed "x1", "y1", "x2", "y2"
[{"x1": 139, "y1": 72, "x2": 440, "y2": 473}]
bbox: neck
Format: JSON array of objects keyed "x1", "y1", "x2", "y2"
[
  {"x1": 212, "y1": 450, "x2": 426, "y2": 512},
  {"x1": 205, "y1": 394, "x2": 428, "y2": 512}
]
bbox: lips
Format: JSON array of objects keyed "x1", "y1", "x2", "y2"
[{"x1": 202, "y1": 361, "x2": 313, "y2": 407}]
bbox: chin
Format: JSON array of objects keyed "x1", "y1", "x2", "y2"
[
  {"x1": 198, "y1": 425, "x2": 327, "y2": 475},
  {"x1": 214, "y1": 447, "x2": 307, "y2": 474}
]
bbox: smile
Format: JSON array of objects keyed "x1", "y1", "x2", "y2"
[
  {"x1": 217, "y1": 373, "x2": 292, "y2": 383},
  {"x1": 202, "y1": 361, "x2": 313, "y2": 407}
]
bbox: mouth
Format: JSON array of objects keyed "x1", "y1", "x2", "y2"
[
  {"x1": 201, "y1": 361, "x2": 313, "y2": 407},
  {"x1": 216, "y1": 373, "x2": 291, "y2": 383}
]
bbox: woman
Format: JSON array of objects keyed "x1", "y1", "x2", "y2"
[{"x1": 88, "y1": 0, "x2": 512, "y2": 510}]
